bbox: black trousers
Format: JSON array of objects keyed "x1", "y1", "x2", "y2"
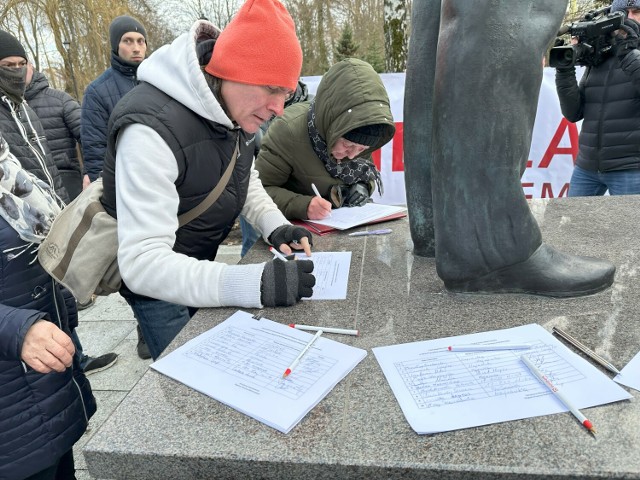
[{"x1": 24, "y1": 449, "x2": 75, "y2": 480}]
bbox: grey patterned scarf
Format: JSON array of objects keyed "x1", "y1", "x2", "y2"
[
  {"x1": 307, "y1": 100, "x2": 383, "y2": 195},
  {"x1": 0, "y1": 134, "x2": 61, "y2": 256}
]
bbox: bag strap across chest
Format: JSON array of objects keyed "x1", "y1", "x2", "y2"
[{"x1": 177, "y1": 136, "x2": 239, "y2": 227}]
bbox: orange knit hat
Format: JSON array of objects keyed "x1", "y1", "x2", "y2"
[{"x1": 205, "y1": 0, "x2": 302, "y2": 91}]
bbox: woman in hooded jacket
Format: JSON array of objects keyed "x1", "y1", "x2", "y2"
[{"x1": 254, "y1": 58, "x2": 396, "y2": 222}]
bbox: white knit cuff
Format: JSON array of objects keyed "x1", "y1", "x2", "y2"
[{"x1": 219, "y1": 263, "x2": 266, "y2": 308}]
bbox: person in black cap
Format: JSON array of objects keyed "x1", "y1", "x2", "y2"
[
  {"x1": 254, "y1": 58, "x2": 395, "y2": 224},
  {"x1": 81, "y1": 15, "x2": 147, "y2": 188},
  {"x1": 80, "y1": 15, "x2": 150, "y2": 358}
]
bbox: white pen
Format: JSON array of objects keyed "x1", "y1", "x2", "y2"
[
  {"x1": 521, "y1": 355, "x2": 596, "y2": 436},
  {"x1": 447, "y1": 344, "x2": 532, "y2": 352},
  {"x1": 289, "y1": 323, "x2": 359, "y2": 336},
  {"x1": 269, "y1": 246, "x2": 288, "y2": 262},
  {"x1": 348, "y1": 229, "x2": 393, "y2": 237},
  {"x1": 283, "y1": 330, "x2": 323, "y2": 378},
  {"x1": 311, "y1": 183, "x2": 331, "y2": 218}
]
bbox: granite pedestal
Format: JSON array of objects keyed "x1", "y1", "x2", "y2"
[{"x1": 85, "y1": 196, "x2": 640, "y2": 480}]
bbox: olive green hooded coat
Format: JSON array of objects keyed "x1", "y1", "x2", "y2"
[{"x1": 255, "y1": 58, "x2": 395, "y2": 220}]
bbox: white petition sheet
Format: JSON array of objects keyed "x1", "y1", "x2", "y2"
[
  {"x1": 294, "y1": 251, "x2": 351, "y2": 300},
  {"x1": 373, "y1": 323, "x2": 631, "y2": 434},
  {"x1": 615, "y1": 351, "x2": 640, "y2": 392},
  {"x1": 306, "y1": 203, "x2": 407, "y2": 230},
  {"x1": 151, "y1": 311, "x2": 367, "y2": 433}
]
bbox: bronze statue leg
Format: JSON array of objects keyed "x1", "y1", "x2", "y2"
[
  {"x1": 403, "y1": 0, "x2": 440, "y2": 257},
  {"x1": 405, "y1": 0, "x2": 615, "y2": 297}
]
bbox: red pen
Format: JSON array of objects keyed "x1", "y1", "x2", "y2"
[
  {"x1": 283, "y1": 330, "x2": 323, "y2": 378},
  {"x1": 521, "y1": 356, "x2": 596, "y2": 437}
]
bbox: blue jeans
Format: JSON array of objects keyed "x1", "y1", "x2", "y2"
[
  {"x1": 239, "y1": 215, "x2": 260, "y2": 257},
  {"x1": 124, "y1": 295, "x2": 197, "y2": 360},
  {"x1": 568, "y1": 165, "x2": 640, "y2": 197}
]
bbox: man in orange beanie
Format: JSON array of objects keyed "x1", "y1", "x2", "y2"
[{"x1": 98, "y1": 0, "x2": 316, "y2": 360}]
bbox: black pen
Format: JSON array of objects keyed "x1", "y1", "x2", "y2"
[{"x1": 553, "y1": 326, "x2": 620, "y2": 374}]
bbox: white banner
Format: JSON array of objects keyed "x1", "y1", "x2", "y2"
[{"x1": 302, "y1": 68, "x2": 582, "y2": 206}]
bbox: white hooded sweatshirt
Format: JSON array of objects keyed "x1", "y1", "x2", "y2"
[{"x1": 114, "y1": 20, "x2": 291, "y2": 308}]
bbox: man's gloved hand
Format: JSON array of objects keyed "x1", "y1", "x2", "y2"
[
  {"x1": 269, "y1": 225, "x2": 313, "y2": 248},
  {"x1": 261, "y1": 259, "x2": 315, "y2": 307},
  {"x1": 614, "y1": 19, "x2": 640, "y2": 59},
  {"x1": 344, "y1": 183, "x2": 370, "y2": 207}
]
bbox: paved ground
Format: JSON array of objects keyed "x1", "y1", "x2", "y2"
[{"x1": 73, "y1": 244, "x2": 241, "y2": 480}]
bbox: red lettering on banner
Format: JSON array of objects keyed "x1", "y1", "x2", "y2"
[
  {"x1": 522, "y1": 182, "x2": 571, "y2": 198},
  {"x1": 538, "y1": 118, "x2": 579, "y2": 168},
  {"x1": 522, "y1": 182, "x2": 534, "y2": 199},
  {"x1": 541, "y1": 182, "x2": 570, "y2": 198},
  {"x1": 370, "y1": 122, "x2": 404, "y2": 172},
  {"x1": 392, "y1": 123, "x2": 404, "y2": 172}
]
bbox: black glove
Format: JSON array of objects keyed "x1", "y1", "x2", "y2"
[
  {"x1": 614, "y1": 19, "x2": 640, "y2": 59},
  {"x1": 555, "y1": 65, "x2": 576, "y2": 75},
  {"x1": 344, "y1": 183, "x2": 370, "y2": 207},
  {"x1": 268, "y1": 225, "x2": 313, "y2": 249},
  {"x1": 261, "y1": 259, "x2": 315, "y2": 307}
]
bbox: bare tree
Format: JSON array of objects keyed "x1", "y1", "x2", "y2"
[
  {"x1": 0, "y1": 0, "x2": 174, "y2": 100},
  {"x1": 287, "y1": 0, "x2": 333, "y2": 75},
  {"x1": 383, "y1": 0, "x2": 407, "y2": 72},
  {"x1": 151, "y1": 0, "x2": 241, "y2": 33}
]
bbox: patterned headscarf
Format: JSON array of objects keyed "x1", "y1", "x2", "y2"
[
  {"x1": 307, "y1": 100, "x2": 384, "y2": 195},
  {"x1": 0, "y1": 134, "x2": 61, "y2": 252}
]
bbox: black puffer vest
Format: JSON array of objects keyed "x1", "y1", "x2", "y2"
[{"x1": 101, "y1": 81, "x2": 254, "y2": 261}]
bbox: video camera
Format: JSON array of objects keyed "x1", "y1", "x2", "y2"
[{"x1": 549, "y1": 7, "x2": 625, "y2": 68}]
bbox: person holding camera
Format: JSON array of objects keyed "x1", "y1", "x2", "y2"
[{"x1": 555, "y1": 0, "x2": 640, "y2": 196}]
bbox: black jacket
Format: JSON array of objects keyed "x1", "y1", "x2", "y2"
[
  {"x1": 81, "y1": 54, "x2": 140, "y2": 181},
  {"x1": 0, "y1": 95, "x2": 69, "y2": 203},
  {"x1": 0, "y1": 218, "x2": 96, "y2": 479},
  {"x1": 555, "y1": 49, "x2": 640, "y2": 172},
  {"x1": 101, "y1": 81, "x2": 254, "y2": 261},
  {"x1": 25, "y1": 71, "x2": 82, "y2": 177}
]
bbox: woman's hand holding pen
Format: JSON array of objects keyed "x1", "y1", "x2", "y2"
[{"x1": 307, "y1": 196, "x2": 332, "y2": 220}]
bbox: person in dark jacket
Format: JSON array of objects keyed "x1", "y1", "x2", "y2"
[
  {"x1": 0, "y1": 30, "x2": 69, "y2": 204},
  {"x1": 100, "y1": 0, "x2": 315, "y2": 361},
  {"x1": 0, "y1": 133, "x2": 96, "y2": 480},
  {"x1": 25, "y1": 63, "x2": 83, "y2": 200},
  {"x1": 555, "y1": 0, "x2": 640, "y2": 196},
  {"x1": 80, "y1": 14, "x2": 150, "y2": 358},
  {"x1": 80, "y1": 15, "x2": 147, "y2": 187},
  {"x1": 24, "y1": 62, "x2": 119, "y2": 374}
]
